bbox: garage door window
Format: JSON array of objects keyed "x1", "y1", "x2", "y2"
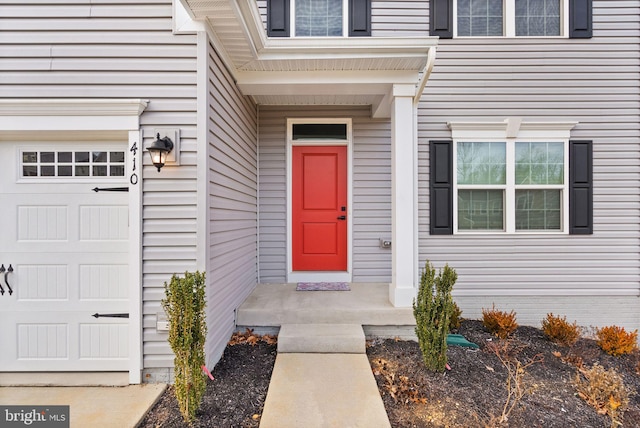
[{"x1": 21, "y1": 150, "x2": 126, "y2": 178}]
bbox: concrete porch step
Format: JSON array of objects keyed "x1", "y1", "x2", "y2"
[{"x1": 277, "y1": 323, "x2": 366, "y2": 354}]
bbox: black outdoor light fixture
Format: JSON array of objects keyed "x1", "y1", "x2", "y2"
[{"x1": 148, "y1": 133, "x2": 174, "y2": 172}]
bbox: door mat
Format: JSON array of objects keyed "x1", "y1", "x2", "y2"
[{"x1": 296, "y1": 282, "x2": 350, "y2": 291}]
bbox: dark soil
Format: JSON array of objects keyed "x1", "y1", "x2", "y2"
[
  {"x1": 140, "y1": 340, "x2": 277, "y2": 428},
  {"x1": 141, "y1": 321, "x2": 640, "y2": 427}
]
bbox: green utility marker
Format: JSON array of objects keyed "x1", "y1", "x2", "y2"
[{"x1": 446, "y1": 334, "x2": 480, "y2": 349}]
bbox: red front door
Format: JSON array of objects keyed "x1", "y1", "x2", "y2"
[{"x1": 292, "y1": 146, "x2": 347, "y2": 271}]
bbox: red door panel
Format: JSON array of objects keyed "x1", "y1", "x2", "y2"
[{"x1": 292, "y1": 146, "x2": 347, "y2": 271}]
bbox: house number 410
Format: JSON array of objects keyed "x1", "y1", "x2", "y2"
[{"x1": 129, "y1": 141, "x2": 139, "y2": 185}]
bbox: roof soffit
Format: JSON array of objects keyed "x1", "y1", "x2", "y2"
[{"x1": 182, "y1": 0, "x2": 438, "y2": 116}]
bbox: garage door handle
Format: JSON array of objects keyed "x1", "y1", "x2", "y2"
[
  {"x1": 5, "y1": 265, "x2": 12, "y2": 295},
  {"x1": 92, "y1": 187, "x2": 129, "y2": 192},
  {"x1": 92, "y1": 313, "x2": 129, "y2": 318},
  {"x1": 337, "y1": 216, "x2": 346, "y2": 220}
]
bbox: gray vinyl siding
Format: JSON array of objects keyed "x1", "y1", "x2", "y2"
[
  {"x1": 419, "y1": 0, "x2": 640, "y2": 304},
  {"x1": 256, "y1": 0, "x2": 429, "y2": 37},
  {"x1": 371, "y1": 0, "x2": 428, "y2": 36},
  {"x1": 257, "y1": 106, "x2": 392, "y2": 283},
  {"x1": 0, "y1": 1, "x2": 199, "y2": 371},
  {"x1": 206, "y1": 41, "x2": 259, "y2": 367}
]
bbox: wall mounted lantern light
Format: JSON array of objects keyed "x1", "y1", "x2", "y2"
[{"x1": 148, "y1": 133, "x2": 174, "y2": 172}]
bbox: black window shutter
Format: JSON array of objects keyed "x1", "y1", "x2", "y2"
[
  {"x1": 569, "y1": 140, "x2": 593, "y2": 234},
  {"x1": 569, "y1": 0, "x2": 592, "y2": 38},
  {"x1": 349, "y1": 0, "x2": 371, "y2": 36},
  {"x1": 267, "y1": 0, "x2": 290, "y2": 37},
  {"x1": 430, "y1": 141, "x2": 453, "y2": 235},
  {"x1": 429, "y1": 0, "x2": 453, "y2": 39}
]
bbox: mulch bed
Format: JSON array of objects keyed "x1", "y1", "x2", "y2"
[{"x1": 140, "y1": 321, "x2": 640, "y2": 427}]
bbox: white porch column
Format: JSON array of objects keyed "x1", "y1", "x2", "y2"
[{"x1": 389, "y1": 84, "x2": 418, "y2": 307}]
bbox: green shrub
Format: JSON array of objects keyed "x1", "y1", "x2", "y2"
[
  {"x1": 162, "y1": 271, "x2": 207, "y2": 423},
  {"x1": 449, "y1": 301, "x2": 463, "y2": 331},
  {"x1": 482, "y1": 305, "x2": 518, "y2": 339},
  {"x1": 542, "y1": 313, "x2": 580, "y2": 346},
  {"x1": 413, "y1": 261, "x2": 457, "y2": 372}
]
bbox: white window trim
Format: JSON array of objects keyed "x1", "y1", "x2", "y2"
[
  {"x1": 448, "y1": 118, "x2": 576, "y2": 235},
  {"x1": 290, "y1": 0, "x2": 349, "y2": 38},
  {"x1": 453, "y1": 0, "x2": 569, "y2": 38},
  {"x1": 286, "y1": 118, "x2": 353, "y2": 283}
]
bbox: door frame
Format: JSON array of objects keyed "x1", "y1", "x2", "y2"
[
  {"x1": 0, "y1": 99, "x2": 146, "y2": 384},
  {"x1": 286, "y1": 118, "x2": 353, "y2": 283}
]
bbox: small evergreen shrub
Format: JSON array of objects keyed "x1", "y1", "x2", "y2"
[
  {"x1": 542, "y1": 313, "x2": 580, "y2": 346},
  {"x1": 596, "y1": 325, "x2": 638, "y2": 357},
  {"x1": 449, "y1": 301, "x2": 463, "y2": 331},
  {"x1": 575, "y1": 363, "x2": 630, "y2": 427},
  {"x1": 482, "y1": 305, "x2": 518, "y2": 339},
  {"x1": 162, "y1": 271, "x2": 207, "y2": 423},
  {"x1": 413, "y1": 261, "x2": 457, "y2": 372}
]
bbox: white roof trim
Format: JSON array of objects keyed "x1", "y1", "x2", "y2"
[
  {"x1": 183, "y1": 0, "x2": 437, "y2": 117},
  {"x1": 0, "y1": 99, "x2": 148, "y2": 132},
  {"x1": 0, "y1": 99, "x2": 148, "y2": 117},
  {"x1": 234, "y1": 0, "x2": 436, "y2": 65}
]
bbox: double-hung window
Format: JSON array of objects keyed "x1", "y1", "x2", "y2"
[
  {"x1": 429, "y1": 0, "x2": 592, "y2": 39},
  {"x1": 293, "y1": 0, "x2": 344, "y2": 36},
  {"x1": 267, "y1": 0, "x2": 371, "y2": 37},
  {"x1": 456, "y1": 0, "x2": 563, "y2": 37},
  {"x1": 455, "y1": 140, "x2": 567, "y2": 232},
  {"x1": 429, "y1": 119, "x2": 593, "y2": 236}
]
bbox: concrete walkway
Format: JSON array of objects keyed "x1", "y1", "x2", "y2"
[
  {"x1": 0, "y1": 384, "x2": 166, "y2": 428},
  {"x1": 259, "y1": 323, "x2": 391, "y2": 428},
  {"x1": 259, "y1": 353, "x2": 390, "y2": 428}
]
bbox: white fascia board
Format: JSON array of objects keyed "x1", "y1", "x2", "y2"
[
  {"x1": 237, "y1": 70, "x2": 419, "y2": 88},
  {"x1": 238, "y1": 82, "x2": 393, "y2": 96}
]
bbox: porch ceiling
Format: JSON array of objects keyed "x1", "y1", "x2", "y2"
[{"x1": 182, "y1": 0, "x2": 438, "y2": 118}]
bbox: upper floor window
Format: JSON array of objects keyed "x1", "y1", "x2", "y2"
[
  {"x1": 429, "y1": 0, "x2": 592, "y2": 39},
  {"x1": 267, "y1": 0, "x2": 371, "y2": 37},
  {"x1": 294, "y1": 0, "x2": 344, "y2": 36},
  {"x1": 456, "y1": 0, "x2": 562, "y2": 37}
]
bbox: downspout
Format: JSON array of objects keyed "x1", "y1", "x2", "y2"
[
  {"x1": 412, "y1": 46, "x2": 436, "y2": 287},
  {"x1": 256, "y1": 104, "x2": 261, "y2": 285}
]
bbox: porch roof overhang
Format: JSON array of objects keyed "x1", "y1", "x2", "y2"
[{"x1": 180, "y1": 0, "x2": 438, "y2": 118}]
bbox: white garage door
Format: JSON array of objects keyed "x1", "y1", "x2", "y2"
[{"x1": 0, "y1": 142, "x2": 130, "y2": 371}]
